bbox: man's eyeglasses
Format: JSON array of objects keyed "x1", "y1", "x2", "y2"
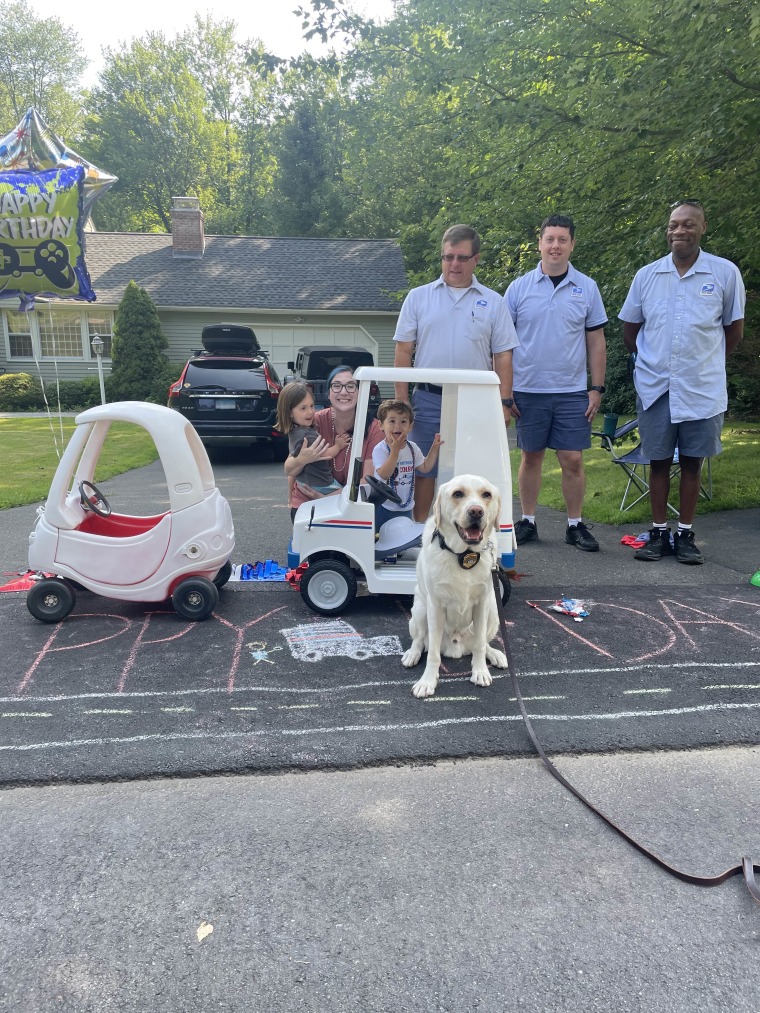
[
  {"x1": 441, "y1": 253, "x2": 476, "y2": 263},
  {"x1": 329, "y1": 381, "x2": 358, "y2": 393},
  {"x1": 670, "y1": 199, "x2": 703, "y2": 209}
]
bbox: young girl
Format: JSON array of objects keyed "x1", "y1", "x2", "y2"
[
  {"x1": 371, "y1": 399, "x2": 443, "y2": 528},
  {"x1": 276, "y1": 383, "x2": 347, "y2": 496}
]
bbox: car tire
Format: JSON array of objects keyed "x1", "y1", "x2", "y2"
[
  {"x1": 172, "y1": 576, "x2": 219, "y2": 621},
  {"x1": 27, "y1": 578, "x2": 77, "y2": 623},
  {"x1": 213, "y1": 560, "x2": 233, "y2": 589},
  {"x1": 300, "y1": 559, "x2": 357, "y2": 616}
]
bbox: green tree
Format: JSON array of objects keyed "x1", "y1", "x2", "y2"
[
  {"x1": 0, "y1": 0, "x2": 86, "y2": 135},
  {"x1": 108, "y1": 281, "x2": 170, "y2": 402},
  {"x1": 85, "y1": 34, "x2": 226, "y2": 232}
]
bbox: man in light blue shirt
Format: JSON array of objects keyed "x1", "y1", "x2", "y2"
[
  {"x1": 619, "y1": 200, "x2": 745, "y2": 565},
  {"x1": 393, "y1": 224, "x2": 519, "y2": 520},
  {"x1": 506, "y1": 214, "x2": 608, "y2": 553}
]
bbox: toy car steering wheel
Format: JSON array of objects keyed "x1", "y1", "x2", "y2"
[
  {"x1": 79, "y1": 480, "x2": 111, "y2": 517},
  {"x1": 365, "y1": 474, "x2": 403, "y2": 506}
]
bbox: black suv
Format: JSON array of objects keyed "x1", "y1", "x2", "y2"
[
  {"x1": 168, "y1": 324, "x2": 288, "y2": 458},
  {"x1": 286, "y1": 345, "x2": 382, "y2": 414}
]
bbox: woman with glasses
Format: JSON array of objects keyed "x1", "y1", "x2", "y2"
[{"x1": 284, "y1": 365, "x2": 384, "y2": 519}]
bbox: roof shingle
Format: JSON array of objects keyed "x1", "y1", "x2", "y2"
[{"x1": 83, "y1": 232, "x2": 408, "y2": 311}]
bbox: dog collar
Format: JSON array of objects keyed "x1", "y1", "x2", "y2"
[{"x1": 432, "y1": 528, "x2": 482, "y2": 570}]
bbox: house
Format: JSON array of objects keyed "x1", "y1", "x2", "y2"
[{"x1": 0, "y1": 197, "x2": 409, "y2": 384}]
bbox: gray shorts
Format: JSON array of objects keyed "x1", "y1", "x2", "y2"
[
  {"x1": 637, "y1": 392, "x2": 723, "y2": 460},
  {"x1": 410, "y1": 389, "x2": 441, "y2": 477},
  {"x1": 514, "y1": 390, "x2": 591, "y2": 453}
]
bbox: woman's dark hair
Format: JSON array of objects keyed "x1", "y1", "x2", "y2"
[{"x1": 326, "y1": 365, "x2": 354, "y2": 387}]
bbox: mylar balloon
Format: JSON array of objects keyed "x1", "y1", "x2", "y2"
[
  {"x1": 0, "y1": 108, "x2": 117, "y2": 221},
  {"x1": 0, "y1": 165, "x2": 96, "y2": 303}
]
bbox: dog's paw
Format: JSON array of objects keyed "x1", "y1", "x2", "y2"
[
  {"x1": 412, "y1": 671, "x2": 438, "y2": 698},
  {"x1": 470, "y1": 666, "x2": 493, "y2": 688},
  {"x1": 402, "y1": 646, "x2": 423, "y2": 668},
  {"x1": 486, "y1": 646, "x2": 507, "y2": 669}
]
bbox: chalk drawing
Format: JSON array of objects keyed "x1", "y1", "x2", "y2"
[
  {"x1": 1, "y1": 700, "x2": 759, "y2": 755},
  {"x1": 281, "y1": 619, "x2": 403, "y2": 663},
  {"x1": 213, "y1": 606, "x2": 289, "y2": 693},
  {"x1": 246, "y1": 641, "x2": 283, "y2": 666}
]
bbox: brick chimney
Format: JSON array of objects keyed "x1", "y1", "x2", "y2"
[{"x1": 170, "y1": 196, "x2": 205, "y2": 258}]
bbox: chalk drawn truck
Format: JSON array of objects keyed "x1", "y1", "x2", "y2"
[{"x1": 291, "y1": 366, "x2": 515, "y2": 616}]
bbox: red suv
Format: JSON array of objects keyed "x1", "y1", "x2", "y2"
[{"x1": 167, "y1": 324, "x2": 288, "y2": 459}]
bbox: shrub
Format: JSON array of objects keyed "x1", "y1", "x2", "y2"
[
  {"x1": 108, "y1": 281, "x2": 171, "y2": 401},
  {"x1": 0, "y1": 372, "x2": 44, "y2": 411},
  {"x1": 44, "y1": 377, "x2": 102, "y2": 411}
]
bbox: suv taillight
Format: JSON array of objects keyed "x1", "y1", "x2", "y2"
[
  {"x1": 265, "y1": 368, "x2": 281, "y2": 397},
  {"x1": 168, "y1": 380, "x2": 182, "y2": 397}
]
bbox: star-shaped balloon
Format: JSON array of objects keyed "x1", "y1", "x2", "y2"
[{"x1": 0, "y1": 108, "x2": 117, "y2": 221}]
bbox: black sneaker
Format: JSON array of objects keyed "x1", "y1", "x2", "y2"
[
  {"x1": 515, "y1": 518, "x2": 538, "y2": 545},
  {"x1": 634, "y1": 528, "x2": 672, "y2": 561},
  {"x1": 565, "y1": 522, "x2": 599, "y2": 552},
  {"x1": 674, "y1": 529, "x2": 704, "y2": 565}
]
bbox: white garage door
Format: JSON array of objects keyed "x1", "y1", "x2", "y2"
[{"x1": 252, "y1": 325, "x2": 378, "y2": 381}]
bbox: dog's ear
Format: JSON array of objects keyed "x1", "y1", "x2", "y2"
[
  {"x1": 433, "y1": 485, "x2": 444, "y2": 530},
  {"x1": 490, "y1": 491, "x2": 502, "y2": 536}
]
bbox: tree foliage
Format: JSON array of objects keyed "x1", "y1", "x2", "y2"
[{"x1": 0, "y1": 0, "x2": 86, "y2": 135}]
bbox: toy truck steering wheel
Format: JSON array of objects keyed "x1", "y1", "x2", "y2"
[
  {"x1": 365, "y1": 474, "x2": 402, "y2": 506},
  {"x1": 79, "y1": 480, "x2": 111, "y2": 517}
]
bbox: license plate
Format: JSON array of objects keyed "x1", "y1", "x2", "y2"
[{"x1": 216, "y1": 399, "x2": 237, "y2": 410}]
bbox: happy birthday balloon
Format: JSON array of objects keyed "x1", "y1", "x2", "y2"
[
  {"x1": 0, "y1": 165, "x2": 96, "y2": 303},
  {"x1": 0, "y1": 108, "x2": 117, "y2": 221}
]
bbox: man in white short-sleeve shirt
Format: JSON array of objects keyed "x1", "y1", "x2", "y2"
[
  {"x1": 506, "y1": 214, "x2": 608, "y2": 553},
  {"x1": 619, "y1": 200, "x2": 745, "y2": 565},
  {"x1": 393, "y1": 224, "x2": 519, "y2": 521}
]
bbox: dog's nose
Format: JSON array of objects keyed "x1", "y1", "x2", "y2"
[{"x1": 467, "y1": 506, "x2": 484, "y2": 521}]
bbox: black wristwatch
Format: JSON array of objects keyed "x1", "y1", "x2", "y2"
[
  {"x1": 588, "y1": 385, "x2": 606, "y2": 394},
  {"x1": 501, "y1": 398, "x2": 515, "y2": 407}
]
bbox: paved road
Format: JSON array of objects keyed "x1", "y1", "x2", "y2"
[{"x1": 1, "y1": 449, "x2": 758, "y2": 1011}]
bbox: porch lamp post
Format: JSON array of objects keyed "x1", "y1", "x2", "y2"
[{"x1": 91, "y1": 332, "x2": 106, "y2": 405}]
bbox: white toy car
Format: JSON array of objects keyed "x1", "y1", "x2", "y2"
[
  {"x1": 290, "y1": 366, "x2": 515, "y2": 615},
  {"x1": 27, "y1": 401, "x2": 235, "y2": 623}
]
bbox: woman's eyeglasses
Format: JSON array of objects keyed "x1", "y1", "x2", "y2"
[{"x1": 330, "y1": 381, "x2": 358, "y2": 393}]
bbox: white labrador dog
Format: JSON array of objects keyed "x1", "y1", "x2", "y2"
[{"x1": 402, "y1": 474, "x2": 508, "y2": 698}]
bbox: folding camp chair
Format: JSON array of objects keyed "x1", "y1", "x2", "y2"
[{"x1": 594, "y1": 419, "x2": 712, "y2": 516}]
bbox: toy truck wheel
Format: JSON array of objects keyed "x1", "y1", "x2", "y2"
[
  {"x1": 213, "y1": 560, "x2": 233, "y2": 588},
  {"x1": 27, "y1": 578, "x2": 76, "y2": 623},
  {"x1": 300, "y1": 559, "x2": 357, "y2": 616},
  {"x1": 498, "y1": 570, "x2": 512, "y2": 605},
  {"x1": 172, "y1": 577, "x2": 219, "y2": 621}
]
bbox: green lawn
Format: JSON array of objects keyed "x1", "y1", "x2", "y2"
[
  {"x1": 0, "y1": 417, "x2": 158, "y2": 510},
  {"x1": 511, "y1": 420, "x2": 760, "y2": 525}
]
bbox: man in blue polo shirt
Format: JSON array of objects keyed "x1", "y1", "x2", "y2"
[
  {"x1": 619, "y1": 200, "x2": 745, "y2": 565},
  {"x1": 393, "y1": 224, "x2": 519, "y2": 521},
  {"x1": 506, "y1": 214, "x2": 608, "y2": 552}
]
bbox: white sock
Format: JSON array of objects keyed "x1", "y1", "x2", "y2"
[
  {"x1": 653, "y1": 522, "x2": 668, "y2": 530},
  {"x1": 678, "y1": 522, "x2": 692, "y2": 532},
  {"x1": 522, "y1": 514, "x2": 536, "y2": 524},
  {"x1": 568, "y1": 517, "x2": 581, "y2": 528}
]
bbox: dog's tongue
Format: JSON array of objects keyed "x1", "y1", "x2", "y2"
[{"x1": 462, "y1": 525, "x2": 483, "y2": 544}]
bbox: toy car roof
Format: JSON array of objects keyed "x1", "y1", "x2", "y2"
[{"x1": 43, "y1": 402, "x2": 218, "y2": 530}]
